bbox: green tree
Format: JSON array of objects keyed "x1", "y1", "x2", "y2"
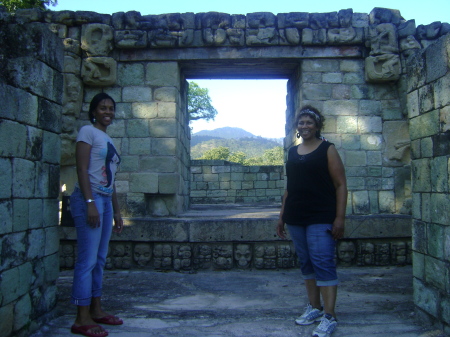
[
  {"x1": 199, "y1": 146, "x2": 230, "y2": 160},
  {"x1": 262, "y1": 146, "x2": 284, "y2": 165},
  {"x1": 188, "y1": 81, "x2": 218, "y2": 122},
  {"x1": 0, "y1": 0, "x2": 57, "y2": 12},
  {"x1": 228, "y1": 151, "x2": 247, "y2": 165}
]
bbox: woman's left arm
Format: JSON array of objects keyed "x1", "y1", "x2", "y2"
[
  {"x1": 327, "y1": 145, "x2": 348, "y2": 240},
  {"x1": 112, "y1": 185, "x2": 123, "y2": 233}
]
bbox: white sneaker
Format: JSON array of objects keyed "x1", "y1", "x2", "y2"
[
  {"x1": 312, "y1": 313, "x2": 337, "y2": 337},
  {"x1": 295, "y1": 303, "x2": 324, "y2": 325}
]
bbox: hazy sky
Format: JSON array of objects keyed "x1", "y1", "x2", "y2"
[{"x1": 54, "y1": 0, "x2": 448, "y2": 138}]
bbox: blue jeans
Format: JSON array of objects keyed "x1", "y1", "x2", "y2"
[
  {"x1": 287, "y1": 224, "x2": 338, "y2": 286},
  {"x1": 70, "y1": 188, "x2": 113, "y2": 306}
]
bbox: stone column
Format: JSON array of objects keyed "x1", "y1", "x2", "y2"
[{"x1": 0, "y1": 23, "x2": 63, "y2": 336}]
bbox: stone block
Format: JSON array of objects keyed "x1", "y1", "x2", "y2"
[
  {"x1": 407, "y1": 90, "x2": 419, "y2": 118},
  {"x1": 0, "y1": 304, "x2": 13, "y2": 336},
  {"x1": 43, "y1": 199, "x2": 59, "y2": 228},
  {"x1": 302, "y1": 59, "x2": 339, "y2": 72},
  {"x1": 441, "y1": 297, "x2": 450, "y2": 325},
  {"x1": 433, "y1": 73, "x2": 450, "y2": 109},
  {"x1": 154, "y1": 87, "x2": 178, "y2": 102},
  {"x1": 220, "y1": 181, "x2": 230, "y2": 189},
  {"x1": 412, "y1": 159, "x2": 431, "y2": 192},
  {"x1": 132, "y1": 102, "x2": 158, "y2": 118},
  {"x1": 127, "y1": 119, "x2": 150, "y2": 137},
  {"x1": 430, "y1": 193, "x2": 449, "y2": 226},
  {"x1": 38, "y1": 98, "x2": 61, "y2": 133},
  {"x1": 157, "y1": 102, "x2": 177, "y2": 118},
  {"x1": 0, "y1": 120, "x2": 27, "y2": 158},
  {"x1": 159, "y1": 174, "x2": 179, "y2": 194},
  {"x1": 343, "y1": 72, "x2": 365, "y2": 84},
  {"x1": 254, "y1": 181, "x2": 268, "y2": 189},
  {"x1": 13, "y1": 158, "x2": 35, "y2": 198},
  {"x1": 425, "y1": 256, "x2": 448, "y2": 291},
  {"x1": 45, "y1": 226, "x2": 60, "y2": 255},
  {"x1": 358, "y1": 116, "x2": 382, "y2": 133},
  {"x1": 0, "y1": 201, "x2": 13, "y2": 235},
  {"x1": 412, "y1": 252, "x2": 425, "y2": 280},
  {"x1": 410, "y1": 110, "x2": 440, "y2": 140},
  {"x1": 43, "y1": 253, "x2": 59, "y2": 283},
  {"x1": 352, "y1": 190, "x2": 370, "y2": 214},
  {"x1": 431, "y1": 156, "x2": 448, "y2": 192},
  {"x1": 115, "y1": 103, "x2": 132, "y2": 120},
  {"x1": 0, "y1": 158, "x2": 12, "y2": 199},
  {"x1": 6, "y1": 85, "x2": 39, "y2": 125},
  {"x1": 149, "y1": 119, "x2": 177, "y2": 137},
  {"x1": 130, "y1": 173, "x2": 158, "y2": 193},
  {"x1": 341, "y1": 135, "x2": 361, "y2": 150},
  {"x1": 379, "y1": 190, "x2": 395, "y2": 213},
  {"x1": 337, "y1": 116, "x2": 358, "y2": 133},
  {"x1": 129, "y1": 138, "x2": 151, "y2": 155},
  {"x1": 340, "y1": 59, "x2": 363, "y2": 72},
  {"x1": 242, "y1": 181, "x2": 254, "y2": 189},
  {"x1": 425, "y1": 35, "x2": 449, "y2": 83},
  {"x1": 1, "y1": 266, "x2": 19, "y2": 305},
  {"x1": 322, "y1": 73, "x2": 342, "y2": 83},
  {"x1": 414, "y1": 272, "x2": 439, "y2": 317},
  {"x1": 421, "y1": 137, "x2": 433, "y2": 158},
  {"x1": 13, "y1": 293, "x2": 31, "y2": 331},
  {"x1": 324, "y1": 100, "x2": 358, "y2": 115},
  {"x1": 302, "y1": 84, "x2": 332, "y2": 100},
  {"x1": 115, "y1": 180, "x2": 129, "y2": 193},
  {"x1": 7, "y1": 57, "x2": 63, "y2": 103},
  {"x1": 26, "y1": 126, "x2": 43, "y2": 161},
  {"x1": 123, "y1": 86, "x2": 152, "y2": 102},
  {"x1": 13, "y1": 199, "x2": 29, "y2": 232},
  {"x1": 117, "y1": 63, "x2": 145, "y2": 86},
  {"x1": 332, "y1": 84, "x2": 350, "y2": 99},
  {"x1": 120, "y1": 156, "x2": 139, "y2": 172},
  {"x1": 203, "y1": 174, "x2": 218, "y2": 182},
  {"x1": 42, "y1": 131, "x2": 61, "y2": 164},
  {"x1": 151, "y1": 138, "x2": 177, "y2": 156},
  {"x1": 107, "y1": 119, "x2": 126, "y2": 138},
  {"x1": 218, "y1": 173, "x2": 231, "y2": 182},
  {"x1": 146, "y1": 62, "x2": 180, "y2": 88}
]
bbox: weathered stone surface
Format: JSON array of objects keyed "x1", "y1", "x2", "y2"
[
  {"x1": 81, "y1": 23, "x2": 113, "y2": 56},
  {"x1": 81, "y1": 57, "x2": 117, "y2": 86},
  {"x1": 365, "y1": 54, "x2": 401, "y2": 82},
  {"x1": 115, "y1": 30, "x2": 148, "y2": 48}
]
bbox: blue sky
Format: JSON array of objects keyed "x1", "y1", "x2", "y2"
[{"x1": 54, "y1": 0, "x2": 449, "y2": 138}]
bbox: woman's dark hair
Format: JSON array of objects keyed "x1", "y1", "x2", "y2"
[
  {"x1": 295, "y1": 105, "x2": 325, "y2": 138},
  {"x1": 88, "y1": 93, "x2": 116, "y2": 124}
]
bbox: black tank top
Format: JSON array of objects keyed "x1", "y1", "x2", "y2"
[{"x1": 283, "y1": 141, "x2": 337, "y2": 226}]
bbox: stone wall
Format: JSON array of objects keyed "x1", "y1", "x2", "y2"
[
  {"x1": 407, "y1": 33, "x2": 450, "y2": 333},
  {"x1": 190, "y1": 160, "x2": 285, "y2": 204},
  {"x1": 0, "y1": 23, "x2": 63, "y2": 337}
]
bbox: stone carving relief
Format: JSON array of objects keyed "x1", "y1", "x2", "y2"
[
  {"x1": 111, "y1": 243, "x2": 132, "y2": 269},
  {"x1": 383, "y1": 121, "x2": 410, "y2": 166},
  {"x1": 375, "y1": 243, "x2": 390, "y2": 265},
  {"x1": 246, "y1": 12, "x2": 278, "y2": 46},
  {"x1": 60, "y1": 243, "x2": 75, "y2": 269},
  {"x1": 391, "y1": 241, "x2": 407, "y2": 265},
  {"x1": 337, "y1": 241, "x2": 356, "y2": 266},
  {"x1": 212, "y1": 244, "x2": 232, "y2": 269},
  {"x1": 133, "y1": 243, "x2": 152, "y2": 267},
  {"x1": 368, "y1": 23, "x2": 399, "y2": 55},
  {"x1": 327, "y1": 27, "x2": 363, "y2": 44},
  {"x1": 365, "y1": 53, "x2": 401, "y2": 82},
  {"x1": 154, "y1": 244, "x2": 172, "y2": 269},
  {"x1": 63, "y1": 74, "x2": 83, "y2": 117},
  {"x1": 173, "y1": 244, "x2": 192, "y2": 271},
  {"x1": 400, "y1": 35, "x2": 421, "y2": 57},
  {"x1": 277, "y1": 244, "x2": 295, "y2": 268},
  {"x1": 357, "y1": 242, "x2": 375, "y2": 266},
  {"x1": 81, "y1": 57, "x2": 117, "y2": 86},
  {"x1": 115, "y1": 30, "x2": 148, "y2": 49},
  {"x1": 254, "y1": 245, "x2": 277, "y2": 269},
  {"x1": 234, "y1": 244, "x2": 252, "y2": 269},
  {"x1": 193, "y1": 244, "x2": 212, "y2": 270},
  {"x1": 81, "y1": 24, "x2": 114, "y2": 56}
]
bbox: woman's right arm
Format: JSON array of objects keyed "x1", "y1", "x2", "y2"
[
  {"x1": 276, "y1": 190, "x2": 288, "y2": 239},
  {"x1": 76, "y1": 141, "x2": 100, "y2": 227}
]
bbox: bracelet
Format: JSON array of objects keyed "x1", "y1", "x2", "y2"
[{"x1": 86, "y1": 199, "x2": 95, "y2": 203}]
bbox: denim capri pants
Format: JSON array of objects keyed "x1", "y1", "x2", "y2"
[{"x1": 287, "y1": 223, "x2": 338, "y2": 286}]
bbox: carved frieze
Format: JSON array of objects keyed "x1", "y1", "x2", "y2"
[
  {"x1": 400, "y1": 35, "x2": 421, "y2": 57},
  {"x1": 81, "y1": 57, "x2": 117, "y2": 86},
  {"x1": 133, "y1": 243, "x2": 152, "y2": 267},
  {"x1": 365, "y1": 53, "x2": 401, "y2": 83},
  {"x1": 327, "y1": 27, "x2": 363, "y2": 45},
  {"x1": 368, "y1": 23, "x2": 399, "y2": 55},
  {"x1": 81, "y1": 23, "x2": 114, "y2": 56},
  {"x1": 63, "y1": 73, "x2": 83, "y2": 116},
  {"x1": 302, "y1": 28, "x2": 327, "y2": 45},
  {"x1": 114, "y1": 30, "x2": 147, "y2": 48}
]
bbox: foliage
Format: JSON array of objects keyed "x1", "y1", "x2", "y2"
[
  {"x1": 199, "y1": 146, "x2": 230, "y2": 161},
  {"x1": 188, "y1": 81, "x2": 218, "y2": 122},
  {"x1": 0, "y1": 0, "x2": 57, "y2": 12},
  {"x1": 196, "y1": 145, "x2": 284, "y2": 166}
]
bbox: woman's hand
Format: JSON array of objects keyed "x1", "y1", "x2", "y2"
[
  {"x1": 276, "y1": 219, "x2": 287, "y2": 239},
  {"x1": 113, "y1": 214, "x2": 123, "y2": 233},
  {"x1": 331, "y1": 218, "x2": 345, "y2": 240},
  {"x1": 87, "y1": 203, "x2": 100, "y2": 228}
]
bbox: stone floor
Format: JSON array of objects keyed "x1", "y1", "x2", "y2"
[{"x1": 31, "y1": 265, "x2": 447, "y2": 337}]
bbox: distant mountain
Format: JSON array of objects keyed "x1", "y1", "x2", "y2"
[{"x1": 193, "y1": 127, "x2": 255, "y2": 139}]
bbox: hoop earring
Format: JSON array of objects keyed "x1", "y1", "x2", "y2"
[{"x1": 296, "y1": 132, "x2": 300, "y2": 139}]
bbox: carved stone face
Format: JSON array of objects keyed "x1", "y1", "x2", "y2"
[
  {"x1": 234, "y1": 244, "x2": 252, "y2": 268},
  {"x1": 338, "y1": 241, "x2": 356, "y2": 263},
  {"x1": 133, "y1": 244, "x2": 152, "y2": 267},
  {"x1": 178, "y1": 245, "x2": 191, "y2": 259}
]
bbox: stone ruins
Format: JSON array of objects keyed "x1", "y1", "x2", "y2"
[{"x1": 0, "y1": 5, "x2": 449, "y2": 336}]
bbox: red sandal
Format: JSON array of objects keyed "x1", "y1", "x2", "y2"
[{"x1": 71, "y1": 324, "x2": 108, "y2": 337}]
